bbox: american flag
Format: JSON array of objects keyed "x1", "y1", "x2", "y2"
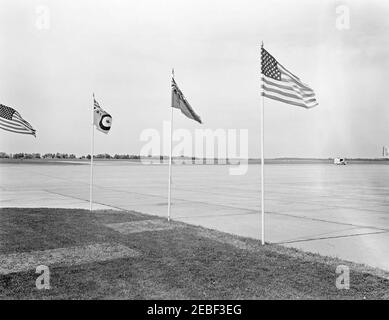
[
  {"x1": 172, "y1": 78, "x2": 202, "y2": 124},
  {"x1": 261, "y1": 47, "x2": 318, "y2": 109},
  {"x1": 0, "y1": 104, "x2": 36, "y2": 136}
]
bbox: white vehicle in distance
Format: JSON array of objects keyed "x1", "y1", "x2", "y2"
[{"x1": 334, "y1": 158, "x2": 347, "y2": 165}]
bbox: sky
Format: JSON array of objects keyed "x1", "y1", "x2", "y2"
[{"x1": 0, "y1": 0, "x2": 388, "y2": 158}]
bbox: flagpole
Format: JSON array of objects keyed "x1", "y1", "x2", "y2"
[
  {"x1": 260, "y1": 42, "x2": 265, "y2": 245},
  {"x1": 90, "y1": 93, "x2": 95, "y2": 212},
  {"x1": 167, "y1": 69, "x2": 174, "y2": 221}
]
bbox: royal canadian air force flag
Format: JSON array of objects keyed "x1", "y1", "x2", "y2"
[{"x1": 93, "y1": 95, "x2": 112, "y2": 134}]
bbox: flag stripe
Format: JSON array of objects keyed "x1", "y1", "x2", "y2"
[
  {"x1": 262, "y1": 92, "x2": 318, "y2": 109},
  {"x1": 0, "y1": 123, "x2": 30, "y2": 133},
  {"x1": 0, "y1": 119, "x2": 32, "y2": 132},
  {"x1": 262, "y1": 77, "x2": 315, "y2": 97},
  {"x1": 1, "y1": 116, "x2": 34, "y2": 131},
  {"x1": 261, "y1": 83, "x2": 317, "y2": 104},
  {"x1": 262, "y1": 80, "x2": 316, "y2": 100},
  {"x1": 1, "y1": 118, "x2": 35, "y2": 133},
  {"x1": 0, "y1": 117, "x2": 35, "y2": 131},
  {"x1": 278, "y1": 64, "x2": 313, "y2": 90},
  {"x1": 13, "y1": 113, "x2": 34, "y2": 130},
  {"x1": 0, "y1": 124, "x2": 35, "y2": 135}
]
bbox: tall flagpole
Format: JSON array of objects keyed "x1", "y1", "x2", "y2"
[
  {"x1": 167, "y1": 69, "x2": 174, "y2": 221},
  {"x1": 260, "y1": 42, "x2": 265, "y2": 245},
  {"x1": 90, "y1": 93, "x2": 95, "y2": 212}
]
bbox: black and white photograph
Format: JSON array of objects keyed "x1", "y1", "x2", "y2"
[{"x1": 0, "y1": 0, "x2": 388, "y2": 309}]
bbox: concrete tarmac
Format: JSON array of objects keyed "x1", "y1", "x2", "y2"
[{"x1": 1, "y1": 161, "x2": 388, "y2": 271}]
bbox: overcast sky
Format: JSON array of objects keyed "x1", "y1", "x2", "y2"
[{"x1": 0, "y1": 0, "x2": 388, "y2": 158}]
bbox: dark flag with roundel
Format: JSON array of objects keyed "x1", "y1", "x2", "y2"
[{"x1": 93, "y1": 95, "x2": 112, "y2": 134}]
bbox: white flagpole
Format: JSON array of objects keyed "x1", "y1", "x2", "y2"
[
  {"x1": 167, "y1": 69, "x2": 174, "y2": 221},
  {"x1": 90, "y1": 93, "x2": 95, "y2": 212},
  {"x1": 260, "y1": 42, "x2": 265, "y2": 245}
]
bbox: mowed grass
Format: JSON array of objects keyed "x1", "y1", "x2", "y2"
[{"x1": 0, "y1": 208, "x2": 388, "y2": 299}]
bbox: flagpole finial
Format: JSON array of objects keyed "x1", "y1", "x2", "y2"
[
  {"x1": 261, "y1": 41, "x2": 264, "y2": 48},
  {"x1": 172, "y1": 68, "x2": 175, "y2": 79}
]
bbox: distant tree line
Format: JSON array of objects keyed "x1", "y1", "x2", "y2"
[
  {"x1": 42, "y1": 153, "x2": 77, "y2": 159},
  {"x1": 0, "y1": 152, "x2": 141, "y2": 160},
  {"x1": 0, "y1": 152, "x2": 43, "y2": 159}
]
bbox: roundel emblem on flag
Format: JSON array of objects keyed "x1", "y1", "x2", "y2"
[{"x1": 99, "y1": 114, "x2": 112, "y2": 132}]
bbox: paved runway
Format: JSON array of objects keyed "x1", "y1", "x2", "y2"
[{"x1": 1, "y1": 161, "x2": 388, "y2": 271}]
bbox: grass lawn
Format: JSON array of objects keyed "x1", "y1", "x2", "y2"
[{"x1": 0, "y1": 207, "x2": 388, "y2": 299}]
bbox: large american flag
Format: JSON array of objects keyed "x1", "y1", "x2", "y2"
[
  {"x1": 171, "y1": 78, "x2": 202, "y2": 124},
  {"x1": 261, "y1": 47, "x2": 318, "y2": 109},
  {"x1": 0, "y1": 104, "x2": 36, "y2": 136}
]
